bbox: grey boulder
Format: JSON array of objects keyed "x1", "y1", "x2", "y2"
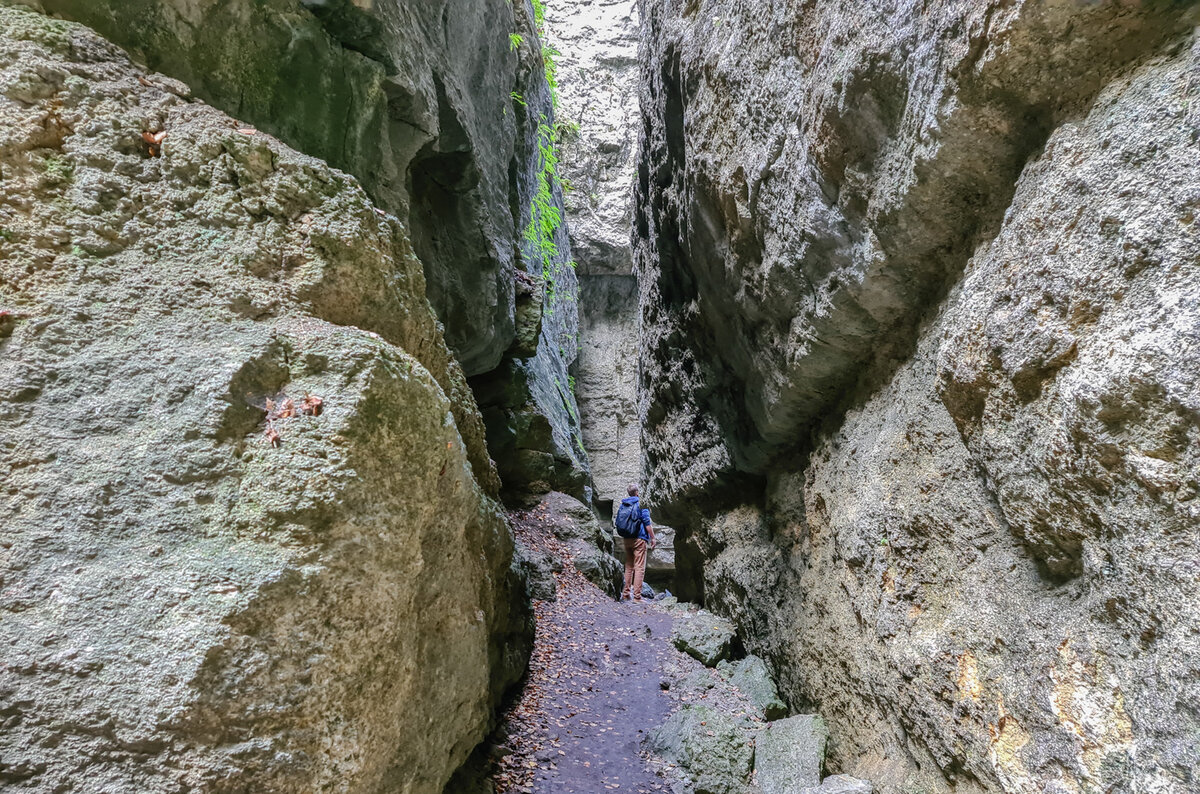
[
  {"x1": 672, "y1": 610, "x2": 738, "y2": 667},
  {"x1": 718, "y1": 656, "x2": 787, "y2": 720},
  {"x1": 755, "y1": 715, "x2": 829, "y2": 794},
  {"x1": 647, "y1": 705, "x2": 752, "y2": 794}
]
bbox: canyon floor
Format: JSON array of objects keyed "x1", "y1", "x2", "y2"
[
  {"x1": 452, "y1": 502, "x2": 766, "y2": 794},
  {"x1": 490, "y1": 505, "x2": 677, "y2": 794}
]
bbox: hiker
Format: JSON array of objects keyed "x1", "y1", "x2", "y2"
[{"x1": 616, "y1": 483, "x2": 656, "y2": 602}]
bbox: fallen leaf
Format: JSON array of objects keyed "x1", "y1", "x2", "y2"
[
  {"x1": 301, "y1": 394, "x2": 323, "y2": 416},
  {"x1": 140, "y1": 130, "x2": 166, "y2": 157}
]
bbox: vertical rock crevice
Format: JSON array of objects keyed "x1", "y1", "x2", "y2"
[
  {"x1": 632, "y1": 1, "x2": 1200, "y2": 792},
  {"x1": 33, "y1": 0, "x2": 590, "y2": 503}
]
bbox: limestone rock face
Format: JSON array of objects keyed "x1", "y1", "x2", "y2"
[
  {"x1": 636, "y1": 1, "x2": 1200, "y2": 792},
  {"x1": 577, "y1": 273, "x2": 642, "y2": 504},
  {"x1": 544, "y1": 0, "x2": 643, "y2": 506},
  {"x1": 544, "y1": 0, "x2": 640, "y2": 277},
  {"x1": 35, "y1": 0, "x2": 591, "y2": 499},
  {"x1": 35, "y1": 0, "x2": 516, "y2": 373},
  {"x1": 645, "y1": 22, "x2": 1200, "y2": 794},
  {"x1": 636, "y1": 0, "x2": 1194, "y2": 504},
  {"x1": 0, "y1": 9, "x2": 531, "y2": 791}
]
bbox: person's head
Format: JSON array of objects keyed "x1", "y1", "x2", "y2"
[{"x1": 627, "y1": 483, "x2": 639, "y2": 497}]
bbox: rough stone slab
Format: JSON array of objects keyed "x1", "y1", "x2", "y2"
[
  {"x1": 0, "y1": 9, "x2": 531, "y2": 791},
  {"x1": 803, "y1": 774, "x2": 874, "y2": 794},
  {"x1": 647, "y1": 705, "x2": 752, "y2": 794},
  {"x1": 755, "y1": 715, "x2": 829, "y2": 794},
  {"x1": 719, "y1": 656, "x2": 787, "y2": 720},
  {"x1": 671, "y1": 610, "x2": 737, "y2": 667}
]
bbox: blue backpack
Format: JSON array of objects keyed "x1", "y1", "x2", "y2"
[{"x1": 615, "y1": 500, "x2": 642, "y2": 539}]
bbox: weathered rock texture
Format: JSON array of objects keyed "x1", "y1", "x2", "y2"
[
  {"x1": 576, "y1": 273, "x2": 642, "y2": 503},
  {"x1": 544, "y1": 0, "x2": 643, "y2": 505},
  {"x1": 0, "y1": 9, "x2": 530, "y2": 791},
  {"x1": 636, "y1": 1, "x2": 1200, "y2": 792},
  {"x1": 31, "y1": 0, "x2": 590, "y2": 500},
  {"x1": 636, "y1": 0, "x2": 1195, "y2": 499},
  {"x1": 544, "y1": 0, "x2": 641, "y2": 276}
]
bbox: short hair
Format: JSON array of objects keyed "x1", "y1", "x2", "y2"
[{"x1": 627, "y1": 483, "x2": 639, "y2": 496}]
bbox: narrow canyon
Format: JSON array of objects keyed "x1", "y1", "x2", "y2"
[{"x1": 1, "y1": 1, "x2": 1197, "y2": 793}]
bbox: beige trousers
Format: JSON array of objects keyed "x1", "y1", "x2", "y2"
[{"x1": 622, "y1": 538, "x2": 647, "y2": 600}]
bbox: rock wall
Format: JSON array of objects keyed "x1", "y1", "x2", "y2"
[
  {"x1": 30, "y1": 0, "x2": 590, "y2": 500},
  {"x1": 635, "y1": 1, "x2": 1200, "y2": 792},
  {"x1": 468, "y1": 0, "x2": 592, "y2": 504},
  {"x1": 543, "y1": 0, "x2": 643, "y2": 506},
  {"x1": 0, "y1": 8, "x2": 530, "y2": 791},
  {"x1": 577, "y1": 274, "x2": 641, "y2": 502}
]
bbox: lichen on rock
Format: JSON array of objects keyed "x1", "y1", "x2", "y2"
[
  {"x1": 634, "y1": 1, "x2": 1200, "y2": 792},
  {"x1": 0, "y1": 8, "x2": 530, "y2": 791}
]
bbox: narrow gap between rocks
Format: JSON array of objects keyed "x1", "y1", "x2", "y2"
[{"x1": 449, "y1": 494, "x2": 868, "y2": 794}]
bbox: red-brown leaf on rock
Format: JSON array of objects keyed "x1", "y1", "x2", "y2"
[{"x1": 301, "y1": 394, "x2": 323, "y2": 416}]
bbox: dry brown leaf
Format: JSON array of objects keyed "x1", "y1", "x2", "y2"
[
  {"x1": 301, "y1": 394, "x2": 323, "y2": 416},
  {"x1": 141, "y1": 130, "x2": 167, "y2": 157}
]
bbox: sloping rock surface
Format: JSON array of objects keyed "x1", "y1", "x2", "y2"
[
  {"x1": 34, "y1": 0, "x2": 591, "y2": 499},
  {"x1": 636, "y1": 0, "x2": 1194, "y2": 505},
  {"x1": 0, "y1": 9, "x2": 530, "y2": 791},
  {"x1": 651, "y1": 19, "x2": 1200, "y2": 794}
]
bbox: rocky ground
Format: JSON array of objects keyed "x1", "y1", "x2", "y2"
[{"x1": 451, "y1": 499, "x2": 872, "y2": 794}]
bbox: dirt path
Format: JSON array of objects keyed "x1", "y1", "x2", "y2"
[{"x1": 492, "y1": 510, "x2": 677, "y2": 794}]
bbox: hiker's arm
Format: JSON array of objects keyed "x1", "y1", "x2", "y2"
[{"x1": 646, "y1": 522, "x2": 656, "y2": 548}]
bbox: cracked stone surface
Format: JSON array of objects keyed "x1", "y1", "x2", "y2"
[
  {"x1": 0, "y1": 9, "x2": 531, "y2": 791},
  {"x1": 636, "y1": 1, "x2": 1200, "y2": 792},
  {"x1": 652, "y1": 23, "x2": 1200, "y2": 794}
]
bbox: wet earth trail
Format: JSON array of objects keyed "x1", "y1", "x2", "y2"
[{"x1": 491, "y1": 508, "x2": 677, "y2": 793}]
